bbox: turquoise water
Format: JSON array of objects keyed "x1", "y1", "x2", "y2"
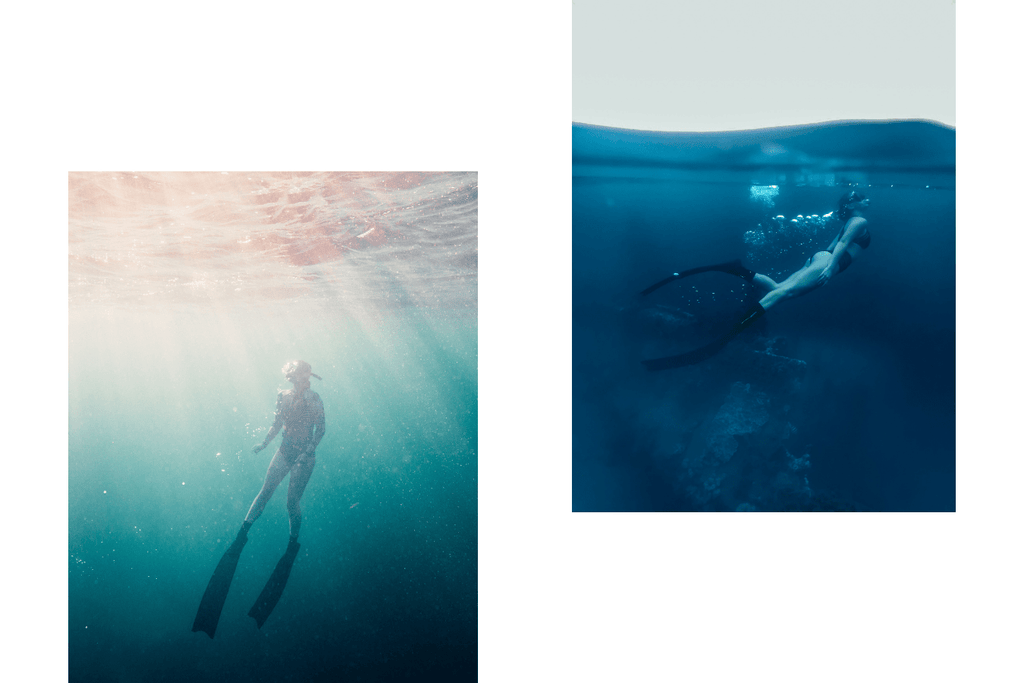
[{"x1": 69, "y1": 172, "x2": 477, "y2": 681}]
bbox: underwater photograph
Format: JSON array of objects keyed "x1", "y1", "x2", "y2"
[
  {"x1": 562, "y1": 2, "x2": 1019, "y2": 681},
  {"x1": 572, "y1": 121, "x2": 955, "y2": 512},
  {"x1": 572, "y1": 0, "x2": 956, "y2": 515},
  {"x1": 69, "y1": 172, "x2": 478, "y2": 681}
]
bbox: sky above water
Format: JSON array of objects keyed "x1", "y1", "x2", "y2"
[{"x1": 574, "y1": 0, "x2": 955, "y2": 131}]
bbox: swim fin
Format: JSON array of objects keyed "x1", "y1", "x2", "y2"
[
  {"x1": 642, "y1": 303, "x2": 766, "y2": 370},
  {"x1": 248, "y1": 539, "x2": 301, "y2": 629},
  {"x1": 192, "y1": 528, "x2": 249, "y2": 639},
  {"x1": 640, "y1": 260, "x2": 755, "y2": 296}
]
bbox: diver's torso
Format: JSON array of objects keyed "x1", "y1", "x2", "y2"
[
  {"x1": 809, "y1": 217, "x2": 869, "y2": 264},
  {"x1": 280, "y1": 388, "x2": 322, "y2": 447}
]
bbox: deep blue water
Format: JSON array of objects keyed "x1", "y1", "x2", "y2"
[
  {"x1": 69, "y1": 172, "x2": 477, "y2": 682},
  {"x1": 573, "y1": 122, "x2": 955, "y2": 512}
]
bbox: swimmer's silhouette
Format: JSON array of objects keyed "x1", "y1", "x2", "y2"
[
  {"x1": 193, "y1": 360, "x2": 326, "y2": 637},
  {"x1": 641, "y1": 191, "x2": 871, "y2": 370}
]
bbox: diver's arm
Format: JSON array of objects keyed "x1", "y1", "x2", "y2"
[
  {"x1": 826, "y1": 232, "x2": 840, "y2": 252},
  {"x1": 296, "y1": 399, "x2": 325, "y2": 461},
  {"x1": 253, "y1": 393, "x2": 287, "y2": 453},
  {"x1": 308, "y1": 398, "x2": 326, "y2": 453},
  {"x1": 817, "y1": 218, "x2": 866, "y2": 286},
  {"x1": 815, "y1": 232, "x2": 842, "y2": 282}
]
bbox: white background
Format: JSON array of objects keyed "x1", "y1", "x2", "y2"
[{"x1": 6, "y1": 1, "x2": 1021, "y2": 681}]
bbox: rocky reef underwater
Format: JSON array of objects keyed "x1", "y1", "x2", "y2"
[{"x1": 630, "y1": 303, "x2": 863, "y2": 512}]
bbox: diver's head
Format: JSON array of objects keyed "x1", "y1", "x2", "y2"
[
  {"x1": 282, "y1": 360, "x2": 322, "y2": 384},
  {"x1": 837, "y1": 191, "x2": 870, "y2": 220}
]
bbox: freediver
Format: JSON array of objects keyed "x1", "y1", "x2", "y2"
[
  {"x1": 243, "y1": 359, "x2": 326, "y2": 543},
  {"x1": 641, "y1": 190, "x2": 871, "y2": 370},
  {"x1": 192, "y1": 360, "x2": 327, "y2": 637}
]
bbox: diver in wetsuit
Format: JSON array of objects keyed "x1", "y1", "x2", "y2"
[
  {"x1": 242, "y1": 359, "x2": 326, "y2": 542},
  {"x1": 193, "y1": 360, "x2": 327, "y2": 637},
  {"x1": 641, "y1": 191, "x2": 871, "y2": 370}
]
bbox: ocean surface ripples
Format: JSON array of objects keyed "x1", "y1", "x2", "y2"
[{"x1": 69, "y1": 171, "x2": 478, "y2": 311}]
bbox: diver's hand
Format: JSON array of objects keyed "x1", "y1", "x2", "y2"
[
  {"x1": 253, "y1": 443, "x2": 267, "y2": 454},
  {"x1": 816, "y1": 261, "x2": 836, "y2": 287}
]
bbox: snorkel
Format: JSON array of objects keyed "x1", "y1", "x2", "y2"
[{"x1": 282, "y1": 360, "x2": 322, "y2": 383}]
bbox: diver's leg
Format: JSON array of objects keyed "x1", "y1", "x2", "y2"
[
  {"x1": 244, "y1": 449, "x2": 292, "y2": 526},
  {"x1": 758, "y1": 253, "x2": 829, "y2": 310},
  {"x1": 285, "y1": 456, "x2": 316, "y2": 541},
  {"x1": 751, "y1": 273, "x2": 779, "y2": 291},
  {"x1": 758, "y1": 285, "x2": 792, "y2": 310}
]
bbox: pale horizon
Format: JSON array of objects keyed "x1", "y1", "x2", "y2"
[{"x1": 573, "y1": 0, "x2": 955, "y2": 132}]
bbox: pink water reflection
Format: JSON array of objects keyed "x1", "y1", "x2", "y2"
[{"x1": 68, "y1": 171, "x2": 477, "y2": 309}]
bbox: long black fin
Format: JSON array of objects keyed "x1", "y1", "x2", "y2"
[
  {"x1": 642, "y1": 303, "x2": 766, "y2": 371},
  {"x1": 642, "y1": 336, "x2": 732, "y2": 370},
  {"x1": 248, "y1": 540, "x2": 301, "y2": 629},
  {"x1": 192, "y1": 530, "x2": 249, "y2": 639},
  {"x1": 640, "y1": 260, "x2": 755, "y2": 296}
]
